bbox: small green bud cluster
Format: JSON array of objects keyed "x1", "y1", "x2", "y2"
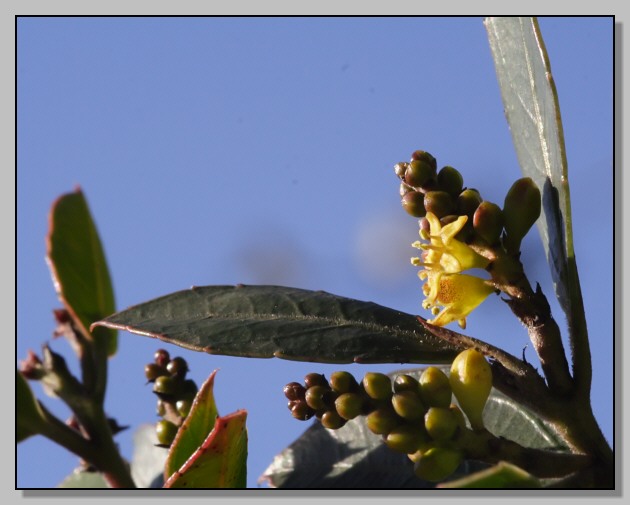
[
  {"x1": 144, "y1": 349, "x2": 198, "y2": 447},
  {"x1": 394, "y1": 150, "x2": 541, "y2": 251},
  {"x1": 285, "y1": 349, "x2": 493, "y2": 482}
]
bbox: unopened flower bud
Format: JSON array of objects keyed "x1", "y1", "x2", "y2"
[
  {"x1": 391, "y1": 391, "x2": 426, "y2": 421},
  {"x1": 144, "y1": 363, "x2": 166, "y2": 382},
  {"x1": 334, "y1": 392, "x2": 365, "y2": 420},
  {"x1": 385, "y1": 424, "x2": 428, "y2": 454},
  {"x1": 320, "y1": 410, "x2": 346, "y2": 430},
  {"x1": 413, "y1": 445, "x2": 463, "y2": 482},
  {"x1": 156, "y1": 420, "x2": 178, "y2": 446},
  {"x1": 166, "y1": 357, "x2": 188, "y2": 379},
  {"x1": 502, "y1": 177, "x2": 541, "y2": 254},
  {"x1": 424, "y1": 191, "x2": 455, "y2": 219},
  {"x1": 457, "y1": 188, "x2": 483, "y2": 218},
  {"x1": 449, "y1": 349, "x2": 492, "y2": 430},
  {"x1": 437, "y1": 166, "x2": 464, "y2": 197},
  {"x1": 290, "y1": 399, "x2": 315, "y2": 421},
  {"x1": 284, "y1": 382, "x2": 306, "y2": 401},
  {"x1": 473, "y1": 201, "x2": 504, "y2": 245},
  {"x1": 393, "y1": 374, "x2": 419, "y2": 394},
  {"x1": 362, "y1": 372, "x2": 392, "y2": 401},
  {"x1": 401, "y1": 191, "x2": 426, "y2": 218},
  {"x1": 329, "y1": 371, "x2": 358, "y2": 394},
  {"x1": 424, "y1": 407, "x2": 459, "y2": 441},
  {"x1": 305, "y1": 385, "x2": 331, "y2": 411},
  {"x1": 405, "y1": 152, "x2": 437, "y2": 189},
  {"x1": 418, "y1": 367, "x2": 452, "y2": 408},
  {"x1": 154, "y1": 349, "x2": 170, "y2": 368},
  {"x1": 366, "y1": 408, "x2": 401, "y2": 435},
  {"x1": 304, "y1": 373, "x2": 328, "y2": 389}
]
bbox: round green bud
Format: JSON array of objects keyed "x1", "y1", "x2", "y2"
[
  {"x1": 284, "y1": 381, "x2": 306, "y2": 401},
  {"x1": 290, "y1": 400, "x2": 314, "y2": 421},
  {"x1": 153, "y1": 375, "x2": 178, "y2": 396},
  {"x1": 437, "y1": 166, "x2": 464, "y2": 197},
  {"x1": 176, "y1": 399, "x2": 192, "y2": 418},
  {"x1": 450, "y1": 349, "x2": 493, "y2": 431},
  {"x1": 405, "y1": 159, "x2": 437, "y2": 189},
  {"x1": 320, "y1": 410, "x2": 346, "y2": 430},
  {"x1": 394, "y1": 162, "x2": 408, "y2": 180},
  {"x1": 502, "y1": 177, "x2": 541, "y2": 254},
  {"x1": 166, "y1": 357, "x2": 189, "y2": 379},
  {"x1": 401, "y1": 191, "x2": 426, "y2": 218},
  {"x1": 154, "y1": 349, "x2": 170, "y2": 368},
  {"x1": 180, "y1": 379, "x2": 198, "y2": 402},
  {"x1": 424, "y1": 191, "x2": 455, "y2": 219},
  {"x1": 418, "y1": 367, "x2": 452, "y2": 408},
  {"x1": 334, "y1": 392, "x2": 365, "y2": 420},
  {"x1": 329, "y1": 371, "x2": 358, "y2": 394},
  {"x1": 391, "y1": 391, "x2": 426, "y2": 420},
  {"x1": 413, "y1": 445, "x2": 463, "y2": 482},
  {"x1": 144, "y1": 363, "x2": 166, "y2": 382},
  {"x1": 424, "y1": 407, "x2": 459, "y2": 441},
  {"x1": 385, "y1": 424, "x2": 428, "y2": 454},
  {"x1": 473, "y1": 201, "x2": 504, "y2": 245},
  {"x1": 304, "y1": 373, "x2": 328, "y2": 389},
  {"x1": 456, "y1": 188, "x2": 483, "y2": 218},
  {"x1": 362, "y1": 372, "x2": 392, "y2": 401},
  {"x1": 366, "y1": 408, "x2": 401, "y2": 435},
  {"x1": 393, "y1": 374, "x2": 419, "y2": 394},
  {"x1": 305, "y1": 385, "x2": 330, "y2": 411},
  {"x1": 155, "y1": 419, "x2": 178, "y2": 446}
]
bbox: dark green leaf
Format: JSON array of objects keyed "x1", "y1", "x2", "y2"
[
  {"x1": 260, "y1": 367, "x2": 568, "y2": 488},
  {"x1": 46, "y1": 188, "x2": 117, "y2": 355},
  {"x1": 164, "y1": 370, "x2": 219, "y2": 480},
  {"x1": 163, "y1": 410, "x2": 248, "y2": 488},
  {"x1": 92, "y1": 285, "x2": 460, "y2": 365},
  {"x1": 16, "y1": 370, "x2": 46, "y2": 442},
  {"x1": 484, "y1": 17, "x2": 577, "y2": 321},
  {"x1": 438, "y1": 461, "x2": 541, "y2": 488}
]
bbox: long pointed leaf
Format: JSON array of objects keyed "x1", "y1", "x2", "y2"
[
  {"x1": 46, "y1": 187, "x2": 117, "y2": 355},
  {"x1": 484, "y1": 17, "x2": 583, "y2": 328},
  {"x1": 92, "y1": 285, "x2": 461, "y2": 365}
]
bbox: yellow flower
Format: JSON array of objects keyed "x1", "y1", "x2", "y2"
[
  {"x1": 412, "y1": 212, "x2": 494, "y2": 328},
  {"x1": 411, "y1": 212, "x2": 488, "y2": 273},
  {"x1": 419, "y1": 270, "x2": 495, "y2": 329}
]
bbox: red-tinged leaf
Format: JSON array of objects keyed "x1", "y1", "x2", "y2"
[
  {"x1": 163, "y1": 410, "x2": 248, "y2": 489},
  {"x1": 164, "y1": 370, "x2": 220, "y2": 479},
  {"x1": 46, "y1": 187, "x2": 117, "y2": 355}
]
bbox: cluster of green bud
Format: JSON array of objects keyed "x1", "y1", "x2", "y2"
[
  {"x1": 284, "y1": 349, "x2": 493, "y2": 482},
  {"x1": 394, "y1": 150, "x2": 541, "y2": 251},
  {"x1": 144, "y1": 349, "x2": 198, "y2": 447}
]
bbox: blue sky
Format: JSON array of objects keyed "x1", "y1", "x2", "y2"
[{"x1": 17, "y1": 16, "x2": 613, "y2": 488}]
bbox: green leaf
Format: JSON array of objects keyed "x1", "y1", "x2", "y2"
[
  {"x1": 484, "y1": 17, "x2": 578, "y2": 322},
  {"x1": 438, "y1": 461, "x2": 541, "y2": 488},
  {"x1": 58, "y1": 468, "x2": 109, "y2": 488},
  {"x1": 92, "y1": 285, "x2": 460, "y2": 365},
  {"x1": 46, "y1": 187, "x2": 117, "y2": 355},
  {"x1": 16, "y1": 370, "x2": 47, "y2": 442},
  {"x1": 260, "y1": 367, "x2": 568, "y2": 488},
  {"x1": 164, "y1": 370, "x2": 220, "y2": 480},
  {"x1": 163, "y1": 410, "x2": 248, "y2": 488}
]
